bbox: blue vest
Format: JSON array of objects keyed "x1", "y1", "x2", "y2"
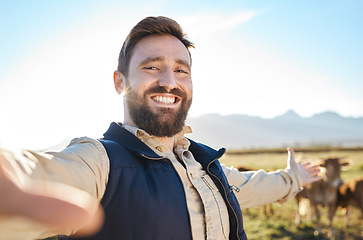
[{"x1": 62, "y1": 122, "x2": 247, "y2": 240}]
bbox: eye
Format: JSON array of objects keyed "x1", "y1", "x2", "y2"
[
  {"x1": 175, "y1": 69, "x2": 189, "y2": 74},
  {"x1": 143, "y1": 66, "x2": 158, "y2": 70}
]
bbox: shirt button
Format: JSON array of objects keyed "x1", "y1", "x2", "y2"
[{"x1": 156, "y1": 146, "x2": 162, "y2": 152}]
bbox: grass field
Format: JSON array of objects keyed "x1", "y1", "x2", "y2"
[{"x1": 221, "y1": 147, "x2": 363, "y2": 240}]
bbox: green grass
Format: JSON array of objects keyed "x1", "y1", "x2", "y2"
[
  {"x1": 242, "y1": 201, "x2": 363, "y2": 240},
  {"x1": 221, "y1": 148, "x2": 363, "y2": 240}
]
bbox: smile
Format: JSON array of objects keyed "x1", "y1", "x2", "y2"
[{"x1": 152, "y1": 95, "x2": 178, "y2": 104}]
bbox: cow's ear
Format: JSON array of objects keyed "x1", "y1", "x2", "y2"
[{"x1": 340, "y1": 159, "x2": 352, "y2": 170}]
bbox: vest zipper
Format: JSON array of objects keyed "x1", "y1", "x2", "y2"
[
  {"x1": 231, "y1": 185, "x2": 240, "y2": 193},
  {"x1": 207, "y1": 159, "x2": 241, "y2": 240}
]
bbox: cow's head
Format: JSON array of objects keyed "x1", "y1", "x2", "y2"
[{"x1": 319, "y1": 157, "x2": 351, "y2": 187}]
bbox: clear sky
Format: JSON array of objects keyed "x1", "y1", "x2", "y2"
[{"x1": 0, "y1": 0, "x2": 362, "y2": 150}]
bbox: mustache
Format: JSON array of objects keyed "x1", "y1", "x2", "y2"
[{"x1": 144, "y1": 85, "x2": 186, "y2": 99}]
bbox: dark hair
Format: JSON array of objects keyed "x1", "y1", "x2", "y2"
[{"x1": 117, "y1": 16, "x2": 194, "y2": 77}]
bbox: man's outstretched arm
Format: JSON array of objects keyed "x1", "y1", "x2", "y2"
[
  {"x1": 0, "y1": 148, "x2": 104, "y2": 238},
  {"x1": 223, "y1": 148, "x2": 321, "y2": 209}
]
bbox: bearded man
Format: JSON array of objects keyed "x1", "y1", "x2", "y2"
[{"x1": 0, "y1": 16, "x2": 321, "y2": 240}]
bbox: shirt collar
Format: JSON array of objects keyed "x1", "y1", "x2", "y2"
[{"x1": 122, "y1": 124, "x2": 192, "y2": 154}]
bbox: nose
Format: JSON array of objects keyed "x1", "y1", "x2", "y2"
[
  {"x1": 158, "y1": 68, "x2": 178, "y2": 91},
  {"x1": 332, "y1": 178, "x2": 344, "y2": 187}
]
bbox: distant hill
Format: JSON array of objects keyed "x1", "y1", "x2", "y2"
[{"x1": 186, "y1": 110, "x2": 363, "y2": 150}]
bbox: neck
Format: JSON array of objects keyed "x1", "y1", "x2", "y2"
[{"x1": 155, "y1": 136, "x2": 175, "y2": 152}]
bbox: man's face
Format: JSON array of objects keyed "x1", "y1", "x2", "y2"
[{"x1": 121, "y1": 34, "x2": 193, "y2": 137}]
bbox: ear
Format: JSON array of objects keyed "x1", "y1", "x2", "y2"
[
  {"x1": 340, "y1": 159, "x2": 352, "y2": 170},
  {"x1": 114, "y1": 70, "x2": 126, "y2": 95}
]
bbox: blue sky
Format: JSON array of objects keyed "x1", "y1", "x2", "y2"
[{"x1": 0, "y1": 0, "x2": 362, "y2": 149}]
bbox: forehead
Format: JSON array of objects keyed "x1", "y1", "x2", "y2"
[
  {"x1": 130, "y1": 34, "x2": 191, "y2": 66},
  {"x1": 324, "y1": 158, "x2": 341, "y2": 171}
]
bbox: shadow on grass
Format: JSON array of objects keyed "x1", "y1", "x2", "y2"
[
  {"x1": 270, "y1": 225, "x2": 328, "y2": 240},
  {"x1": 270, "y1": 225, "x2": 363, "y2": 240}
]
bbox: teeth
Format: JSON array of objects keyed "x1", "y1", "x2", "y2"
[{"x1": 153, "y1": 96, "x2": 176, "y2": 104}]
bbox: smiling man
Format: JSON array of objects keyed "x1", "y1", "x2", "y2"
[
  {"x1": 0, "y1": 16, "x2": 321, "y2": 240},
  {"x1": 117, "y1": 33, "x2": 193, "y2": 140}
]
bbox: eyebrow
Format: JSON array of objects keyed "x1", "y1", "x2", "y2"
[
  {"x1": 138, "y1": 56, "x2": 191, "y2": 71},
  {"x1": 176, "y1": 59, "x2": 191, "y2": 71}
]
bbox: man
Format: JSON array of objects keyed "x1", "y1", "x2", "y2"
[{"x1": 0, "y1": 16, "x2": 321, "y2": 240}]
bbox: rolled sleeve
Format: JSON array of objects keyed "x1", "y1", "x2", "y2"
[{"x1": 223, "y1": 165, "x2": 302, "y2": 209}]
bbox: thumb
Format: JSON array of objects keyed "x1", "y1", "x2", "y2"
[{"x1": 287, "y1": 147, "x2": 297, "y2": 169}]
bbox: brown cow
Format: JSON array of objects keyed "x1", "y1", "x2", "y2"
[
  {"x1": 335, "y1": 177, "x2": 363, "y2": 227},
  {"x1": 295, "y1": 157, "x2": 350, "y2": 236}
]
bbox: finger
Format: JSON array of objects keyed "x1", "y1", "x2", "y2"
[
  {"x1": 287, "y1": 148, "x2": 296, "y2": 169},
  {"x1": 309, "y1": 167, "x2": 321, "y2": 177},
  {"x1": 309, "y1": 175, "x2": 322, "y2": 183},
  {"x1": 306, "y1": 164, "x2": 321, "y2": 174},
  {"x1": 287, "y1": 147, "x2": 295, "y2": 160},
  {"x1": 301, "y1": 162, "x2": 321, "y2": 176},
  {"x1": 300, "y1": 162, "x2": 311, "y2": 169}
]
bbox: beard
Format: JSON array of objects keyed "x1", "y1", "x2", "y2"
[{"x1": 125, "y1": 85, "x2": 192, "y2": 137}]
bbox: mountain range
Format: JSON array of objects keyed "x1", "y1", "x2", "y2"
[{"x1": 186, "y1": 110, "x2": 363, "y2": 150}]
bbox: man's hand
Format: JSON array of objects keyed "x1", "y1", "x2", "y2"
[
  {"x1": 0, "y1": 150, "x2": 104, "y2": 236},
  {"x1": 286, "y1": 148, "x2": 322, "y2": 187}
]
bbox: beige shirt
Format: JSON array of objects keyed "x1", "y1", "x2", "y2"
[{"x1": 0, "y1": 124, "x2": 302, "y2": 240}]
